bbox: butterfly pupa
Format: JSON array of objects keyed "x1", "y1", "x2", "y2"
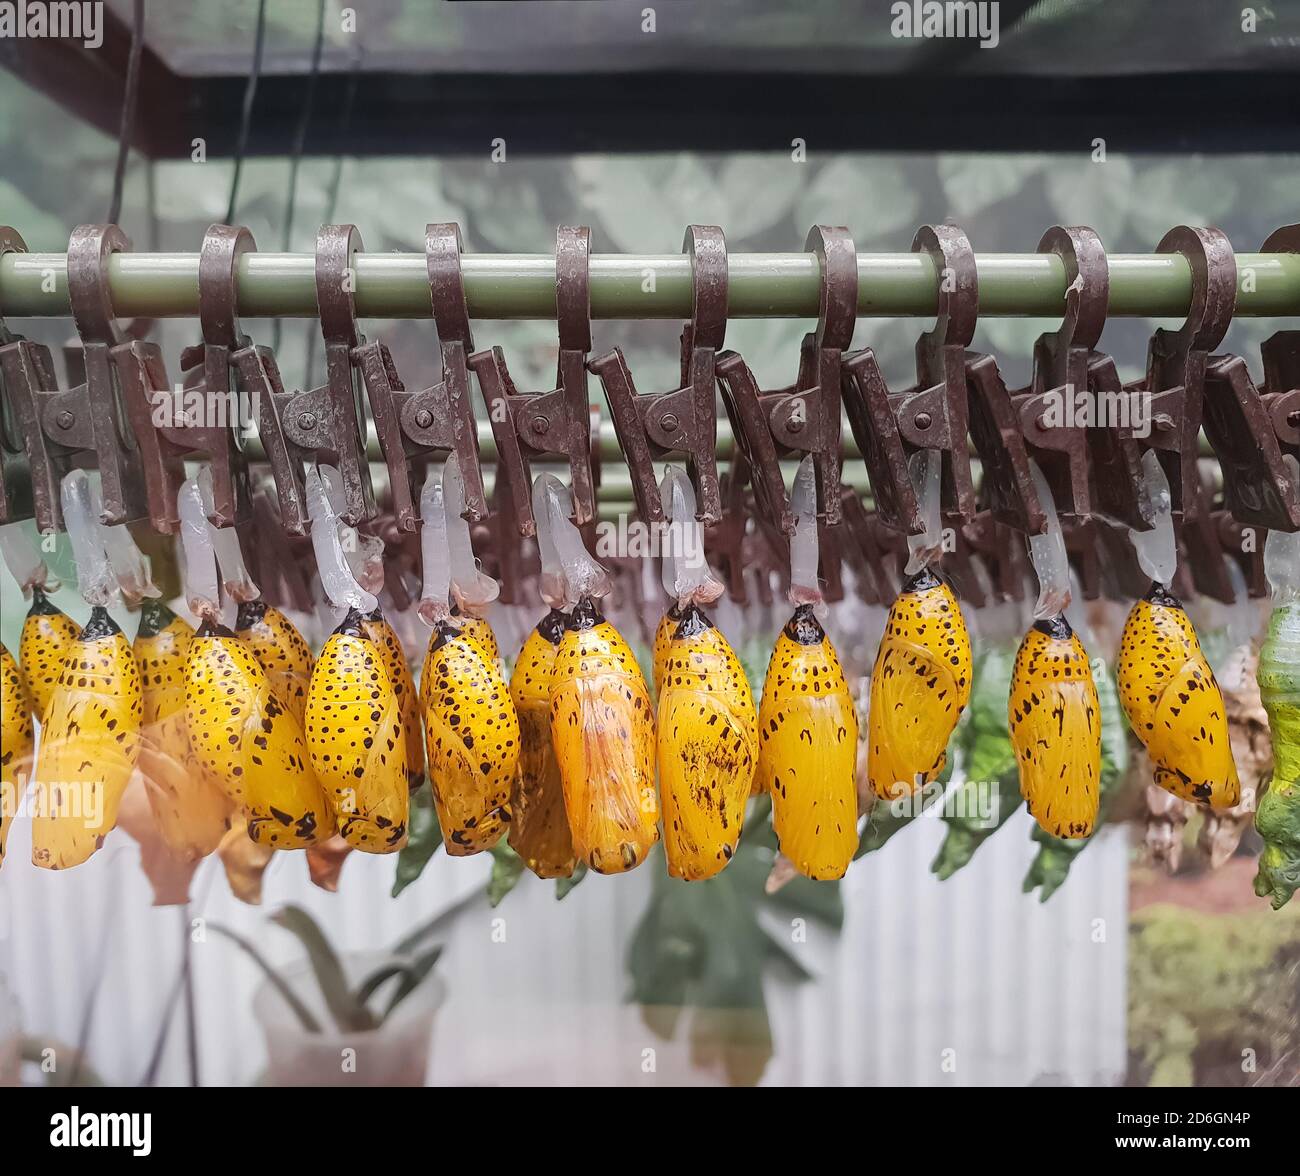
[
  {"x1": 658, "y1": 604, "x2": 758, "y2": 880},
  {"x1": 30, "y1": 607, "x2": 143, "y2": 869},
  {"x1": 451, "y1": 605, "x2": 501, "y2": 667},
  {"x1": 651, "y1": 603, "x2": 682, "y2": 698},
  {"x1": 133, "y1": 600, "x2": 232, "y2": 861},
  {"x1": 235, "y1": 600, "x2": 315, "y2": 725},
  {"x1": 1117, "y1": 583, "x2": 1239, "y2": 809},
  {"x1": 419, "y1": 619, "x2": 519, "y2": 856},
  {"x1": 305, "y1": 609, "x2": 409, "y2": 853},
  {"x1": 19, "y1": 586, "x2": 80, "y2": 719},
  {"x1": 1, "y1": 642, "x2": 34, "y2": 868},
  {"x1": 549, "y1": 597, "x2": 659, "y2": 874},
  {"x1": 1253, "y1": 599, "x2": 1300, "y2": 909},
  {"x1": 1008, "y1": 613, "x2": 1102, "y2": 839},
  {"x1": 507, "y1": 608, "x2": 576, "y2": 878},
  {"x1": 759, "y1": 604, "x2": 859, "y2": 880},
  {"x1": 185, "y1": 619, "x2": 332, "y2": 849},
  {"x1": 361, "y1": 608, "x2": 425, "y2": 792},
  {"x1": 866, "y1": 568, "x2": 972, "y2": 800}
]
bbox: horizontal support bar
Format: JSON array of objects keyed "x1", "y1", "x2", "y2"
[{"x1": 4, "y1": 250, "x2": 1300, "y2": 321}]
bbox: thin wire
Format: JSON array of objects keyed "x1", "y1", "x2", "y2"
[
  {"x1": 274, "y1": 0, "x2": 328, "y2": 353},
  {"x1": 304, "y1": 42, "x2": 364, "y2": 390},
  {"x1": 224, "y1": 0, "x2": 270, "y2": 226},
  {"x1": 107, "y1": 0, "x2": 146, "y2": 226}
]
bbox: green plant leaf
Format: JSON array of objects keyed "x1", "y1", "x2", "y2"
[
  {"x1": 353, "y1": 962, "x2": 415, "y2": 1011},
  {"x1": 487, "y1": 841, "x2": 526, "y2": 907},
  {"x1": 556, "y1": 860, "x2": 588, "y2": 900},
  {"x1": 937, "y1": 154, "x2": 1045, "y2": 220},
  {"x1": 270, "y1": 905, "x2": 376, "y2": 1033},
  {"x1": 392, "y1": 783, "x2": 442, "y2": 897},
  {"x1": 207, "y1": 923, "x2": 323, "y2": 1034},
  {"x1": 382, "y1": 944, "x2": 445, "y2": 1022}
]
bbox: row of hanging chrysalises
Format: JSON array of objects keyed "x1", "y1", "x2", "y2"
[{"x1": 0, "y1": 445, "x2": 1296, "y2": 910}]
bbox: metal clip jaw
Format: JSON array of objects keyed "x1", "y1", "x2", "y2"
[
  {"x1": 1202, "y1": 223, "x2": 1300, "y2": 532},
  {"x1": 1141, "y1": 226, "x2": 1238, "y2": 520},
  {"x1": 1009, "y1": 226, "x2": 1109, "y2": 525},
  {"x1": 0, "y1": 226, "x2": 48, "y2": 523},
  {"x1": 1, "y1": 224, "x2": 152, "y2": 530},
  {"x1": 268, "y1": 224, "x2": 376, "y2": 534},
  {"x1": 365, "y1": 223, "x2": 485, "y2": 531},
  {"x1": 121, "y1": 223, "x2": 257, "y2": 533},
  {"x1": 469, "y1": 226, "x2": 596, "y2": 535},
  {"x1": 590, "y1": 225, "x2": 727, "y2": 527},
  {"x1": 717, "y1": 225, "x2": 855, "y2": 534},
  {"x1": 895, "y1": 224, "x2": 979, "y2": 523}
]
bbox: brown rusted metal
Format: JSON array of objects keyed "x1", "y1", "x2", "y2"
[
  {"x1": 717, "y1": 225, "x2": 855, "y2": 534},
  {"x1": 1198, "y1": 225, "x2": 1300, "y2": 533},
  {"x1": 271, "y1": 224, "x2": 377, "y2": 530},
  {"x1": 1011, "y1": 225, "x2": 1109, "y2": 525},
  {"x1": 469, "y1": 225, "x2": 597, "y2": 535},
  {"x1": 364, "y1": 223, "x2": 486, "y2": 531},
  {"x1": 0, "y1": 224, "x2": 152, "y2": 530},
  {"x1": 0, "y1": 226, "x2": 44, "y2": 524},
  {"x1": 123, "y1": 223, "x2": 257, "y2": 532},
  {"x1": 1143, "y1": 227, "x2": 1237, "y2": 518},
  {"x1": 590, "y1": 225, "x2": 728, "y2": 527}
]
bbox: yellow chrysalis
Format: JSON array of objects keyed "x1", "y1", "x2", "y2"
[
  {"x1": 31, "y1": 607, "x2": 143, "y2": 869},
  {"x1": 549, "y1": 597, "x2": 659, "y2": 874},
  {"x1": 759, "y1": 604, "x2": 859, "y2": 880},
  {"x1": 657, "y1": 605, "x2": 758, "y2": 880},
  {"x1": 305, "y1": 609, "x2": 409, "y2": 853}
]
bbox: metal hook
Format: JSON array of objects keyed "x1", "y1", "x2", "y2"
[
  {"x1": 1201, "y1": 222, "x2": 1300, "y2": 533},
  {"x1": 1011, "y1": 225, "x2": 1111, "y2": 524},
  {"x1": 887, "y1": 223, "x2": 980, "y2": 522},
  {"x1": 716, "y1": 224, "x2": 854, "y2": 534},
  {"x1": 7, "y1": 223, "x2": 150, "y2": 528},
  {"x1": 1141, "y1": 226, "x2": 1236, "y2": 519},
  {"x1": 271, "y1": 224, "x2": 376, "y2": 529},
  {"x1": 0, "y1": 226, "x2": 47, "y2": 522},
  {"x1": 588, "y1": 224, "x2": 727, "y2": 526},
  {"x1": 469, "y1": 224, "x2": 597, "y2": 535}
]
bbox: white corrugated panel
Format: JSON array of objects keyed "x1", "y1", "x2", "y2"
[{"x1": 0, "y1": 803, "x2": 1126, "y2": 1086}]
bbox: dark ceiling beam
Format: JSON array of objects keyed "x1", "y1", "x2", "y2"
[{"x1": 0, "y1": 9, "x2": 187, "y2": 155}]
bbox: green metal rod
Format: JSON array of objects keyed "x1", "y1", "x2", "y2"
[{"x1": 3, "y1": 250, "x2": 1299, "y2": 320}]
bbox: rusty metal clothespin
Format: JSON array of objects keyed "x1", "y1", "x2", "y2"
[
  {"x1": 891, "y1": 225, "x2": 979, "y2": 524},
  {"x1": 590, "y1": 225, "x2": 726, "y2": 527},
  {"x1": 364, "y1": 223, "x2": 485, "y2": 531},
  {"x1": 119, "y1": 223, "x2": 258, "y2": 532},
  {"x1": 264, "y1": 224, "x2": 376, "y2": 534},
  {"x1": 1138, "y1": 228, "x2": 1237, "y2": 523},
  {"x1": 1009, "y1": 226, "x2": 1110, "y2": 525},
  {"x1": 1201, "y1": 223, "x2": 1300, "y2": 532},
  {"x1": 0, "y1": 226, "x2": 48, "y2": 523},
  {"x1": 469, "y1": 225, "x2": 597, "y2": 534},
  {"x1": 1, "y1": 225, "x2": 150, "y2": 530},
  {"x1": 717, "y1": 225, "x2": 855, "y2": 533},
  {"x1": 1254, "y1": 225, "x2": 1300, "y2": 466}
]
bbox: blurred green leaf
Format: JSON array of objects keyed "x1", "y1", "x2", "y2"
[
  {"x1": 797, "y1": 157, "x2": 919, "y2": 245},
  {"x1": 1130, "y1": 161, "x2": 1238, "y2": 244},
  {"x1": 207, "y1": 922, "x2": 323, "y2": 1033},
  {"x1": 937, "y1": 154, "x2": 1045, "y2": 219},
  {"x1": 1043, "y1": 155, "x2": 1135, "y2": 244},
  {"x1": 487, "y1": 840, "x2": 526, "y2": 907},
  {"x1": 381, "y1": 945, "x2": 445, "y2": 1022},
  {"x1": 717, "y1": 154, "x2": 805, "y2": 243},
  {"x1": 444, "y1": 163, "x2": 555, "y2": 251},
  {"x1": 0, "y1": 180, "x2": 67, "y2": 251},
  {"x1": 392, "y1": 783, "x2": 442, "y2": 897},
  {"x1": 270, "y1": 905, "x2": 376, "y2": 1032},
  {"x1": 556, "y1": 860, "x2": 588, "y2": 900}
]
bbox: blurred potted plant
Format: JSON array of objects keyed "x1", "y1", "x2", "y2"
[{"x1": 213, "y1": 905, "x2": 447, "y2": 1087}]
